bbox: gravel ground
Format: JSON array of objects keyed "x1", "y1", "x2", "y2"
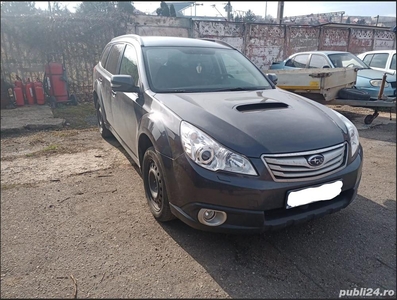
[{"x1": 1, "y1": 106, "x2": 396, "y2": 299}]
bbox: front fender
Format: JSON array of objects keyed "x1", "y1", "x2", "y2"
[{"x1": 139, "y1": 109, "x2": 183, "y2": 160}]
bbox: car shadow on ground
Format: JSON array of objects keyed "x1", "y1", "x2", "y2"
[
  {"x1": 159, "y1": 196, "x2": 396, "y2": 298},
  {"x1": 103, "y1": 135, "x2": 143, "y2": 177},
  {"x1": 99, "y1": 125, "x2": 395, "y2": 298},
  {"x1": 332, "y1": 109, "x2": 396, "y2": 143},
  {"x1": 358, "y1": 123, "x2": 396, "y2": 143}
]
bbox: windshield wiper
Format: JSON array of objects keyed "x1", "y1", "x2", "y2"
[
  {"x1": 158, "y1": 89, "x2": 187, "y2": 93},
  {"x1": 213, "y1": 87, "x2": 267, "y2": 92}
]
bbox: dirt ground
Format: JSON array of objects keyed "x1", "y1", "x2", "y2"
[{"x1": 1, "y1": 105, "x2": 396, "y2": 298}]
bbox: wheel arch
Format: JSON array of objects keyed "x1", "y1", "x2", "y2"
[{"x1": 138, "y1": 133, "x2": 154, "y2": 168}]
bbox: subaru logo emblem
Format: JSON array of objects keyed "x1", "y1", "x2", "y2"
[{"x1": 307, "y1": 154, "x2": 325, "y2": 167}]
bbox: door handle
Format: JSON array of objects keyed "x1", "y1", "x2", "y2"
[
  {"x1": 111, "y1": 90, "x2": 117, "y2": 97},
  {"x1": 98, "y1": 77, "x2": 103, "y2": 82}
]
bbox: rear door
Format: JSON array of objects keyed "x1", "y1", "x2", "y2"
[{"x1": 100, "y1": 43, "x2": 125, "y2": 128}]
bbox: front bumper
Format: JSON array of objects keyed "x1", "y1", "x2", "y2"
[
  {"x1": 358, "y1": 85, "x2": 396, "y2": 99},
  {"x1": 161, "y1": 146, "x2": 363, "y2": 234}
]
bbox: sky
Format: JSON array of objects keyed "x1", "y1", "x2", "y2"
[{"x1": 35, "y1": 1, "x2": 397, "y2": 18}]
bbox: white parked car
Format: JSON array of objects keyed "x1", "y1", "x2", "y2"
[{"x1": 357, "y1": 50, "x2": 396, "y2": 75}]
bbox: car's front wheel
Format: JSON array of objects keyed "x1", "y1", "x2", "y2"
[
  {"x1": 96, "y1": 101, "x2": 112, "y2": 138},
  {"x1": 142, "y1": 147, "x2": 175, "y2": 222}
]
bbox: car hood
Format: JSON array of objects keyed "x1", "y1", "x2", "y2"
[
  {"x1": 358, "y1": 68, "x2": 396, "y2": 82},
  {"x1": 154, "y1": 89, "x2": 347, "y2": 157}
]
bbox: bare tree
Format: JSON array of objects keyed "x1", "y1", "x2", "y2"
[{"x1": 1, "y1": 1, "x2": 37, "y2": 15}]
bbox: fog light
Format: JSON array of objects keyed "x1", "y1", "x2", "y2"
[
  {"x1": 203, "y1": 209, "x2": 215, "y2": 221},
  {"x1": 198, "y1": 209, "x2": 227, "y2": 226}
]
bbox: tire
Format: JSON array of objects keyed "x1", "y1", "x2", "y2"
[
  {"x1": 364, "y1": 115, "x2": 374, "y2": 125},
  {"x1": 142, "y1": 147, "x2": 175, "y2": 222},
  {"x1": 95, "y1": 101, "x2": 112, "y2": 138},
  {"x1": 337, "y1": 88, "x2": 371, "y2": 101}
]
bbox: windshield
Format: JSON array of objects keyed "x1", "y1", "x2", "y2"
[
  {"x1": 143, "y1": 47, "x2": 272, "y2": 93},
  {"x1": 328, "y1": 53, "x2": 369, "y2": 69}
]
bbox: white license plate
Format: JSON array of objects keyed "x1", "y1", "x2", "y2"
[{"x1": 286, "y1": 180, "x2": 343, "y2": 209}]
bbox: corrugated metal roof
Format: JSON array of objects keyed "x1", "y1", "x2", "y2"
[{"x1": 165, "y1": 2, "x2": 195, "y2": 13}]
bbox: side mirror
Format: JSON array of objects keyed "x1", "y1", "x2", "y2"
[
  {"x1": 266, "y1": 73, "x2": 278, "y2": 85},
  {"x1": 111, "y1": 75, "x2": 139, "y2": 93}
]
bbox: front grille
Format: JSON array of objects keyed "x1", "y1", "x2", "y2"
[{"x1": 261, "y1": 143, "x2": 347, "y2": 182}]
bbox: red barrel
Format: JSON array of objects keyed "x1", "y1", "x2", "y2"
[
  {"x1": 14, "y1": 77, "x2": 25, "y2": 106},
  {"x1": 15, "y1": 76, "x2": 26, "y2": 102},
  {"x1": 14, "y1": 86, "x2": 25, "y2": 106},
  {"x1": 34, "y1": 79, "x2": 46, "y2": 105},
  {"x1": 25, "y1": 78, "x2": 35, "y2": 105},
  {"x1": 45, "y1": 62, "x2": 68, "y2": 102}
]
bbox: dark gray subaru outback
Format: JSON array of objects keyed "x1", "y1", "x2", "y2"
[{"x1": 93, "y1": 35, "x2": 363, "y2": 233}]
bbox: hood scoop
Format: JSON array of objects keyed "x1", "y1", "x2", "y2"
[{"x1": 236, "y1": 102, "x2": 288, "y2": 112}]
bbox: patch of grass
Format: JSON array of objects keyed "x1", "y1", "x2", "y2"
[
  {"x1": 1, "y1": 182, "x2": 38, "y2": 190},
  {"x1": 52, "y1": 102, "x2": 97, "y2": 129},
  {"x1": 29, "y1": 138, "x2": 46, "y2": 146},
  {"x1": 1, "y1": 183, "x2": 19, "y2": 190},
  {"x1": 52, "y1": 130, "x2": 79, "y2": 137},
  {"x1": 25, "y1": 144, "x2": 60, "y2": 157},
  {"x1": 44, "y1": 144, "x2": 59, "y2": 151}
]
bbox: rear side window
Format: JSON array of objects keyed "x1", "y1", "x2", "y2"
[
  {"x1": 368, "y1": 53, "x2": 388, "y2": 68},
  {"x1": 309, "y1": 55, "x2": 330, "y2": 68},
  {"x1": 100, "y1": 44, "x2": 112, "y2": 67},
  {"x1": 390, "y1": 54, "x2": 396, "y2": 70},
  {"x1": 120, "y1": 45, "x2": 140, "y2": 86},
  {"x1": 105, "y1": 44, "x2": 125, "y2": 74},
  {"x1": 285, "y1": 54, "x2": 309, "y2": 68}
]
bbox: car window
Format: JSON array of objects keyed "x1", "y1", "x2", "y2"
[
  {"x1": 100, "y1": 44, "x2": 112, "y2": 67},
  {"x1": 105, "y1": 44, "x2": 125, "y2": 74},
  {"x1": 390, "y1": 54, "x2": 396, "y2": 70},
  {"x1": 221, "y1": 53, "x2": 256, "y2": 83},
  {"x1": 368, "y1": 53, "x2": 388, "y2": 69},
  {"x1": 328, "y1": 53, "x2": 368, "y2": 68},
  {"x1": 362, "y1": 54, "x2": 373, "y2": 65},
  {"x1": 284, "y1": 58, "x2": 294, "y2": 67},
  {"x1": 308, "y1": 55, "x2": 330, "y2": 68},
  {"x1": 120, "y1": 45, "x2": 140, "y2": 86},
  {"x1": 286, "y1": 54, "x2": 309, "y2": 68},
  {"x1": 143, "y1": 47, "x2": 272, "y2": 93}
]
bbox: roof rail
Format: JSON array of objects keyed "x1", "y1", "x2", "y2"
[
  {"x1": 199, "y1": 38, "x2": 236, "y2": 50},
  {"x1": 111, "y1": 34, "x2": 144, "y2": 45}
]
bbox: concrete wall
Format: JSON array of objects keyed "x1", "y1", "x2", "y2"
[
  {"x1": 126, "y1": 15, "x2": 191, "y2": 37},
  {"x1": 188, "y1": 21, "x2": 396, "y2": 70},
  {"x1": 1, "y1": 15, "x2": 395, "y2": 99},
  {"x1": 320, "y1": 27, "x2": 349, "y2": 51},
  {"x1": 129, "y1": 17, "x2": 395, "y2": 71},
  {"x1": 373, "y1": 29, "x2": 396, "y2": 50}
]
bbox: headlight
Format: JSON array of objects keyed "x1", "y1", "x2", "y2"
[
  {"x1": 180, "y1": 121, "x2": 257, "y2": 175},
  {"x1": 333, "y1": 111, "x2": 360, "y2": 157},
  {"x1": 370, "y1": 79, "x2": 390, "y2": 88}
]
